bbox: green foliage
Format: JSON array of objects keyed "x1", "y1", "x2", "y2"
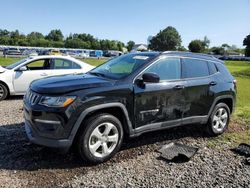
[
  {"x1": 45, "y1": 29, "x2": 64, "y2": 42},
  {"x1": 245, "y1": 47, "x2": 250, "y2": 57},
  {"x1": 149, "y1": 26, "x2": 182, "y2": 51},
  {"x1": 177, "y1": 46, "x2": 187, "y2": 51},
  {"x1": 188, "y1": 39, "x2": 205, "y2": 53},
  {"x1": 0, "y1": 29, "x2": 125, "y2": 51},
  {"x1": 126, "y1": 41, "x2": 135, "y2": 52},
  {"x1": 243, "y1": 34, "x2": 250, "y2": 56},
  {"x1": 210, "y1": 46, "x2": 225, "y2": 55}
]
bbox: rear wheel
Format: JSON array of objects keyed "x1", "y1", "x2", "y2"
[
  {"x1": 0, "y1": 83, "x2": 8, "y2": 101},
  {"x1": 77, "y1": 113, "x2": 124, "y2": 164},
  {"x1": 207, "y1": 103, "x2": 230, "y2": 136}
]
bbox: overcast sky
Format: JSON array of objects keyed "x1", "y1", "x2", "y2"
[{"x1": 0, "y1": 0, "x2": 250, "y2": 48}]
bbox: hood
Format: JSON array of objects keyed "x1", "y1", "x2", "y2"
[
  {"x1": 30, "y1": 73, "x2": 114, "y2": 94},
  {"x1": 0, "y1": 66, "x2": 7, "y2": 73}
]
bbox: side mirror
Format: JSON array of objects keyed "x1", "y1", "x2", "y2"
[
  {"x1": 17, "y1": 66, "x2": 28, "y2": 71},
  {"x1": 142, "y1": 72, "x2": 160, "y2": 83}
]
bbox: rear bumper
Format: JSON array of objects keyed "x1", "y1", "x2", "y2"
[{"x1": 25, "y1": 120, "x2": 72, "y2": 151}]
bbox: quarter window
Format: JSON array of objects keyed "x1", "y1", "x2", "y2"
[
  {"x1": 144, "y1": 58, "x2": 181, "y2": 81},
  {"x1": 208, "y1": 61, "x2": 218, "y2": 75},
  {"x1": 182, "y1": 58, "x2": 209, "y2": 78}
]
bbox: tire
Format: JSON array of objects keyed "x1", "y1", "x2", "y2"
[
  {"x1": 77, "y1": 113, "x2": 124, "y2": 164},
  {"x1": 206, "y1": 103, "x2": 230, "y2": 136},
  {"x1": 0, "y1": 83, "x2": 8, "y2": 101}
]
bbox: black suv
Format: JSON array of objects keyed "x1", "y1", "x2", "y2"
[{"x1": 24, "y1": 52, "x2": 236, "y2": 163}]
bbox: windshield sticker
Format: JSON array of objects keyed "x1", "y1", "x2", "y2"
[{"x1": 133, "y1": 56, "x2": 149, "y2": 60}]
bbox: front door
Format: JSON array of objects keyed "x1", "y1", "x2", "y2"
[
  {"x1": 134, "y1": 57, "x2": 186, "y2": 128},
  {"x1": 13, "y1": 58, "x2": 52, "y2": 94}
]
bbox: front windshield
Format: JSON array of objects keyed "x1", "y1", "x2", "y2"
[
  {"x1": 89, "y1": 53, "x2": 156, "y2": 79},
  {"x1": 5, "y1": 59, "x2": 27, "y2": 70}
]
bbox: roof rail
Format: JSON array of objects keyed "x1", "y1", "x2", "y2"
[{"x1": 161, "y1": 51, "x2": 222, "y2": 62}]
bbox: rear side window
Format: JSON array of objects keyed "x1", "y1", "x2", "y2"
[
  {"x1": 182, "y1": 58, "x2": 209, "y2": 78},
  {"x1": 53, "y1": 59, "x2": 81, "y2": 69},
  {"x1": 208, "y1": 61, "x2": 218, "y2": 75}
]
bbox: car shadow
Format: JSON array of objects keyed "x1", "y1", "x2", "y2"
[
  {"x1": 5, "y1": 95, "x2": 24, "y2": 100},
  {"x1": 0, "y1": 122, "x2": 209, "y2": 171}
]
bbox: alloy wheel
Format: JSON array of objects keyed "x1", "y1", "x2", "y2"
[
  {"x1": 88, "y1": 122, "x2": 119, "y2": 158},
  {"x1": 212, "y1": 107, "x2": 228, "y2": 132}
]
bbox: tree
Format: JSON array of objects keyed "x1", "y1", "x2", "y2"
[
  {"x1": 149, "y1": 26, "x2": 182, "y2": 51},
  {"x1": 126, "y1": 41, "x2": 135, "y2": 51},
  {"x1": 177, "y1": 46, "x2": 187, "y2": 51},
  {"x1": 203, "y1": 36, "x2": 210, "y2": 49},
  {"x1": 27, "y1": 32, "x2": 44, "y2": 40},
  {"x1": 188, "y1": 40, "x2": 205, "y2": 53},
  {"x1": 210, "y1": 46, "x2": 225, "y2": 55},
  {"x1": 46, "y1": 29, "x2": 64, "y2": 41},
  {"x1": 243, "y1": 34, "x2": 250, "y2": 56}
]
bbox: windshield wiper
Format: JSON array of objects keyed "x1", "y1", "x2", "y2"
[{"x1": 88, "y1": 72, "x2": 106, "y2": 78}]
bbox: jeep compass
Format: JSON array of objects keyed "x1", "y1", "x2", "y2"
[{"x1": 23, "y1": 52, "x2": 236, "y2": 163}]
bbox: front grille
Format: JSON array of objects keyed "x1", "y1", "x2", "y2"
[{"x1": 26, "y1": 90, "x2": 40, "y2": 105}]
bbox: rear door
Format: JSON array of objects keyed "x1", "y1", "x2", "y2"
[
  {"x1": 13, "y1": 58, "x2": 52, "y2": 94},
  {"x1": 50, "y1": 58, "x2": 83, "y2": 76},
  {"x1": 181, "y1": 58, "x2": 215, "y2": 120}
]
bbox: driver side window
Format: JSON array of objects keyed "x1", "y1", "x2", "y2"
[
  {"x1": 26, "y1": 59, "x2": 51, "y2": 70},
  {"x1": 144, "y1": 57, "x2": 181, "y2": 81}
]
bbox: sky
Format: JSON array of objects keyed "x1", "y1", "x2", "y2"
[{"x1": 0, "y1": 0, "x2": 250, "y2": 48}]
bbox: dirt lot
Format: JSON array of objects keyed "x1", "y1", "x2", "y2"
[{"x1": 0, "y1": 98, "x2": 249, "y2": 188}]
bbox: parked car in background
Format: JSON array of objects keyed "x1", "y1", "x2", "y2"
[
  {"x1": 46, "y1": 49, "x2": 61, "y2": 55},
  {"x1": 90, "y1": 50, "x2": 103, "y2": 57},
  {"x1": 23, "y1": 52, "x2": 236, "y2": 163},
  {"x1": 77, "y1": 50, "x2": 90, "y2": 58},
  {"x1": 103, "y1": 50, "x2": 122, "y2": 57},
  {"x1": 22, "y1": 50, "x2": 38, "y2": 56},
  {"x1": 0, "y1": 55, "x2": 94, "y2": 100},
  {"x1": 4, "y1": 48, "x2": 21, "y2": 55}
]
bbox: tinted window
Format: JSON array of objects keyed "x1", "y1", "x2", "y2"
[
  {"x1": 53, "y1": 59, "x2": 80, "y2": 69},
  {"x1": 182, "y1": 58, "x2": 209, "y2": 78},
  {"x1": 208, "y1": 61, "x2": 218, "y2": 75},
  {"x1": 145, "y1": 58, "x2": 181, "y2": 81}
]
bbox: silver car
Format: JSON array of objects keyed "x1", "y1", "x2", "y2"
[{"x1": 0, "y1": 55, "x2": 94, "y2": 100}]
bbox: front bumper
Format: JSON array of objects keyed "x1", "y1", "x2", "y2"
[{"x1": 25, "y1": 120, "x2": 72, "y2": 150}]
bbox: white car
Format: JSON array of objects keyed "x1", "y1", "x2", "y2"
[{"x1": 0, "y1": 55, "x2": 94, "y2": 100}]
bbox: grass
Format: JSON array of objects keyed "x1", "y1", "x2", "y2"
[
  {"x1": 79, "y1": 58, "x2": 107, "y2": 66},
  {"x1": 0, "y1": 57, "x2": 22, "y2": 66}
]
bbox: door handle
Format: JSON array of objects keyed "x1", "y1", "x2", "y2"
[
  {"x1": 40, "y1": 73, "x2": 48, "y2": 76},
  {"x1": 209, "y1": 81, "x2": 217, "y2": 86},
  {"x1": 173, "y1": 85, "x2": 185, "y2": 90}
]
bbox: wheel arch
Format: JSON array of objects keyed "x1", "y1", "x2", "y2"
[
  {"x1": 208, "y1": 95, "x2": 235, "y2": 117},
  {"x1": 70, "y1": 102, "x2": 134, "y2": 146},
  {"x1": 0, "y1": 80, "x2": 10, "y2": 96}
]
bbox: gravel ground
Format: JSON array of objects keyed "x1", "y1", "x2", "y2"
[{"x1": 0, "y1": 97, "x2": 249, "y2": 188}]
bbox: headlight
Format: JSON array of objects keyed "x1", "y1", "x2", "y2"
[{"x1": 39, "y1": 96, "x2": 76, "y2": 107}]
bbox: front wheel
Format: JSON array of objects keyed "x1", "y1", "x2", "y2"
[
  {"x1": 0, "y1": 83, "x2": 8, "y2": 101},
  {"x1": 206, "y1": 103, "x2": 230, "y2": 136},
  {"x1": 77, "y1": 113, "x2": 124, "y2": 164}
]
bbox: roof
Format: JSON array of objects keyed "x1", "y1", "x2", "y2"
[
  {"x1": 27, "y1": 55, "x2": 94, "y2": 68},
  {"x1": 29, "y1": 55, "x2": 74, "y2": 60},
  {"x1": 162, "y1": 51, "x2": 224, "y2": 63}
]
